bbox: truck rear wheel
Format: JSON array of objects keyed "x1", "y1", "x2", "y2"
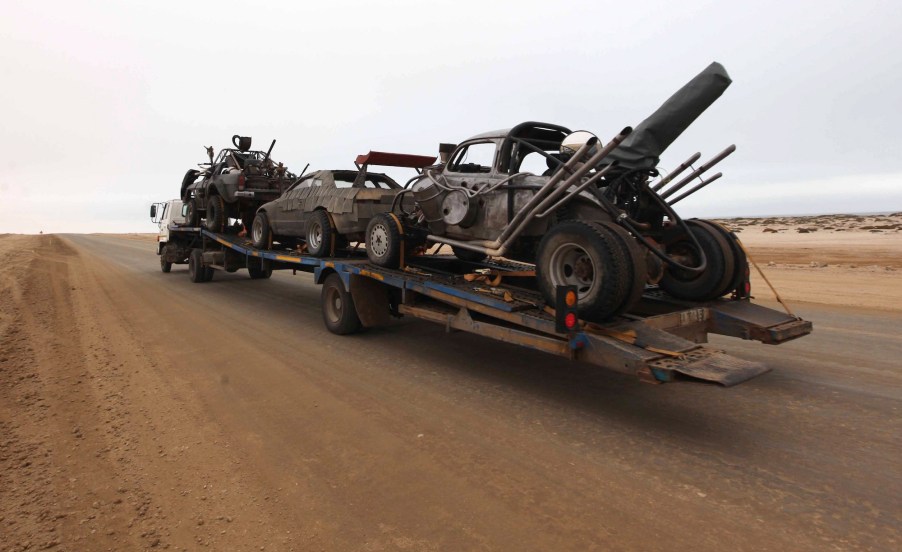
[
  {"x1": 321, "y1": 273, "x2": 362, "y2": 335},
  {"x1": 366, "y1": 213, "x2": 403, "y2": 268},
  {"x1": 536, "y1": 220, "x2": 628, "y2": 322},
  {"x1": 188, "y1": 248, "x2": 206, "y2": 283},
  {"x1": 247, "y1": 257, "x2": 272, "y2": 279}
]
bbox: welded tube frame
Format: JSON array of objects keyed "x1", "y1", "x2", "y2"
[
  {"x1": 659, "y1": 145, "x2": 736, "y2": 200},
  {"x1": 666, "y1": 172, "x2": 723, "y2": 206},
  {"x1": 651, "y1": 152, "x2": 701, "y2": 192}
]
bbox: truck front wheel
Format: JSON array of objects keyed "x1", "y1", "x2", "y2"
[
  {"x1": 321, "y1": 273, "x2": 362, "y2": 335},
  {"x1": 160, "y1": 254, "x2": 172, "y2": 273}
]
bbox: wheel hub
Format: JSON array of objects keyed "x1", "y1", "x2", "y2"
[
  {"x1": 549, "y1": 243, "x2": 599, "y2": 297},
  {"x1": 370, "y1": 224, "x2": 389, "y2": 257}
]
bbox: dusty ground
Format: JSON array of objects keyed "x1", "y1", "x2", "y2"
[{"x1": 1, "y1": 215, "x2": 900, "y2": 551}]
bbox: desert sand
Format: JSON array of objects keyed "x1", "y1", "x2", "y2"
[
  {"x1": 711, "y1": 212, "x2": 901, "y2": 311},
  {"x1": 1, "y1": 214, "x2": 900, "y2": 550}
]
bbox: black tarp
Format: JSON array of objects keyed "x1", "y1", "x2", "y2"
[{"x1": 606, "y1": 62, "x2": 732, "y2": 170}]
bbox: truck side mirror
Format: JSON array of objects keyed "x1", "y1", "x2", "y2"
[{"x1": 150, "y1": 204, "x2": 157, "y2": 220}]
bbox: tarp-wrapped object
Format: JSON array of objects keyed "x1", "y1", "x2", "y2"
[{"x1": 606, "y1": 62, "x2": 732, "y2": 170}]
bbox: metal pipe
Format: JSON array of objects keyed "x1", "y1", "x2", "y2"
[
  {"x1": 439, "y1": 127, "x2": 633, "y2": 256},
  {"x1": 534, "y1": 162, "x2": 618, "y2": 218},
  {"x1": 660, "y1": 144, "x2": 735, "y2": 199},
  {"x1": 651, "y1": 152, "x2": 701, "y2": 191},
  {"x1": 495, "y1": 127, "x2": 632, "y2": 246},
  {"x1": 490, "y1": 138, "x2": 599, "y2": 245},
  {"x1": 523, "y1": 131, "x2": 629, "y2": 222},
  {"x1": 666, "y1": 172, "x2": 722, "y2": 205}
]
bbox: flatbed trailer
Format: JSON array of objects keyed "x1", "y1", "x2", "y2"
[{"x1": 166, "y1": 225, "x2": 812, "y2": 387}]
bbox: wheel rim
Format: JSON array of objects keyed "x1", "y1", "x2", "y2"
[
  {"x1": 369, "y1": 223, "x2": 389, "y2": 258},
  {"x1": 548, "y1": 242, "x2": 599, "y2": 299},
  {"x1": 252, "y1": 217, "x2": 265, "y2": 244},
  {"x1": 324, "y1": 286, "x2": 342, "y2": 322},
  {"x1": 308, "y1": 221, "x2": 323, "y2": 251}
]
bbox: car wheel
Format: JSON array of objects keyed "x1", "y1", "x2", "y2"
[
  {"x1": 305, "y1": 210, "x2": 335, "y2": 257},
  {"x1": 251, "y1": 212, "x2": 272, "y2": 249},
  {"x1": 451, "y1": 246, "x2": 487, "y2": 263},
  {"x1": 321, "y1": 273, "x2": 362, "y2": 335},
  {"x1": 593, "y1": 221, "x2": 647, "y2": 315},
  {"x1": 536, "y1": 220, "x2": 628, "y2": 322},
  {"x1": 205, "y1": 195, "x2": 225, "y2": 232},
  {"x1": 247, "y1": 257, "x2": 272, "y2": 279},
  {"x1": 185, "y1": 199, "x2": 200, "y2": 227},
  {"x1": 366, "y1": 213, "x2": 403, "y2": 268},
  {"x1": 188, "y1": 248, "x2": 206, "y2": 283},
  {"x1": 660, "y1": 220, "x2": 735, "y2": 301}
]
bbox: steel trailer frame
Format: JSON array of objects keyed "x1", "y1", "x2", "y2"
[{"x1": 166, "y1": 226, "x2": 812, "y2": 387}]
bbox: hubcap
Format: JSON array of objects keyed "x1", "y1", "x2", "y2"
[
  {"x1": 548, "y1": 243, "x2": 599, "y2": 298},
  {"x1": 308, "y1": 222, "x2": 322, "y2": 250},
  {"x1": 369, "y1": 223, "x2": 389, "y2": 258},
  {"x1": 252, "y1": 217, "x2": 264, "y2": 243},
  {"x1": 325, "y1": 286, "x2": 342, "y2": 322}
]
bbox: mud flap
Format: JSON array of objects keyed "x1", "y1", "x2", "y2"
[
  {"x1": 349, "y1": 274, "x2": 391, "y2": 328},
  {"x1": 648, "y1": 348, "x2": 770, "y2": 387}
]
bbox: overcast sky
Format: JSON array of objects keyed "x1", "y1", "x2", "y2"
[{"x1": 1, "y1": 0, "x2": 900, "y2": 233}]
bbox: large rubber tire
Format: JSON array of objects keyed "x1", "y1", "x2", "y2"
[
  {"x1": 305, "y1": 210, "x2": 335, "y2": 257},
  {"x1": 185, "y1": 199, "x2": 200, "y2": 227},
  {"x1": 366, "y1": 213, "x2": 403, "y2": 268},
  {"x1": 695, "y1": 219, "x2": 745, "y2": 298},
  {"x1": 451, "y1": 246, "x2": 487, "y2": 263},
  {"x1": 160, "y1": 254, "x2": 172, "y2": 273},
  {"x1": 594, "y1": 221, "x2": 647, "y2": 315},
  {"x1": 251, "y1": 212, "x2": 272, "y2": 249},
  {"x1": 660, "y1": 220, "x2": 735, "y2": 301},
  {"x1": 536, "y1": 220, "x2": 628, "y2": 322},
  {"x1": 188, "y1": 249, "x2": 206, "y2": 283},
  {"x1": 180, "y1": 169, "x2": 199, "y2": 202},
  {"x1": 321, "y1": 273, "x2": 362, "y2": 335},
  {"x1": 247, "y1": 257, "x2": 272, "y2": 280},
  {"x1": 205, "y1": 195, "x2": 226, "y2": 232}
]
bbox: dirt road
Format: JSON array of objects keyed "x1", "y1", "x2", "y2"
[{"x1": 1, "y1": 233, "x2": 900, "y2": 551}]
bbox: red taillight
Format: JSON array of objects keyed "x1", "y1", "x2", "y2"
[
  {"x1": 744, "y1": 282, "x2": 751, "y2": 295},
  {"x1": 564, "y1": 312, "x2": 578, "y2": 329},
  {"x1": 238, "y1": 174, "x2": 246, "y2": 191}
]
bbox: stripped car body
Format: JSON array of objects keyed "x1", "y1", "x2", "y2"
[
  {"x1": 251, "y1": 151, "x2": 435, "y2": 254},
  {"x1": 367, "y1": 62, "x2": 742, "y2": 322},
  {"x1": 181, "y1": 135, "x2": 295, "y2": 232}
]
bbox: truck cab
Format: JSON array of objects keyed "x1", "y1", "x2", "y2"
[
  {"x1": 150, "y1": 199, "x2": 189, "y2": 272},
  {"x1": 150, "y1": 199, "x2": 186, "y2": 253}
]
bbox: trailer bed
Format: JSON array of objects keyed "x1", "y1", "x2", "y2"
[{"x1": 170, "y1": 226, "x2": 812, "y2": 386}]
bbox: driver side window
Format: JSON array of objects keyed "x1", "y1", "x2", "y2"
[{"x1": 448, "y1": 142, "x2": 497, "y2": 174}]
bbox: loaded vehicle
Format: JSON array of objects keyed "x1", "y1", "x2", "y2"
[
  {"x1": 149, "y1": 60, "x2": 812, "y2": 387},
  {"x1": 147, "y1": 215, "x2": 812, "y2": 387},
  {"x1": 181, "y1": 135, "x2": 296, "y2": 233},
  {"x1": 250, "y1": 151, "x2": 435, "y2": 255},
  {"x1": 365, "y1": 62, "x2": 740, "y2": 323}
]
